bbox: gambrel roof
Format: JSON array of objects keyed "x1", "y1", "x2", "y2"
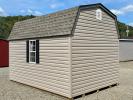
[{"x1": 8, "y1": 3, "x2": 116, "y2": 40}]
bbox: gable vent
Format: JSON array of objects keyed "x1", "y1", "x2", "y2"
[{"x1": 96, "y1": 9, "x2": 102, "y2": 20}]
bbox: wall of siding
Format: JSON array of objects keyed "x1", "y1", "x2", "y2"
[
  {"x1": 9, "y1": 37, "x2": 72, "y2": 98},
  {"x1": 119, "y1": 40, "x2": 133, "y2": 61},
  {"x1": 71, "y1": 8, "x2": 119, "y2": 97}
]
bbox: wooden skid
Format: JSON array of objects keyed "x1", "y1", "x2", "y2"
[{"x1": 72, "y1": 83, "x2": 119, "y2": 100}]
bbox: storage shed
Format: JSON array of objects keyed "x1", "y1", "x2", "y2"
[
  {"x1": 119, "y1": 39, "x2": 133, "y2": 61},
  {"x1": 8, "y1": 3, "x2": 119, "y2": 99},
  {"x1": 0, "y1": 39, "x2": 9, "y2": 67}
]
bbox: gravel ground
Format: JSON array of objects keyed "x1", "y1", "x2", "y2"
[{"x1": 0, "y1": 62, "x2": 133, "y2": 100}]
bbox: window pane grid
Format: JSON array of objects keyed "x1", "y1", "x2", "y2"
[{"x1": 29, "y1": 40, "x2": 36, "y2": 63}]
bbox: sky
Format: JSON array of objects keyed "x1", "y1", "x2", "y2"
[{"x1": 0, "y1": 0, "x2": 133, "y2": 26}]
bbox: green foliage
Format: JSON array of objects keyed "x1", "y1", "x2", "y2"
[
  {"x1": 0, "y1": 15, "x2": 35, "y2": 39},
  {"x1": 118, "y1": 21, "x2": 133, "y2": 39},
  {"x1": 0, "y1": 15, "x2": 133, "y2": 39}
]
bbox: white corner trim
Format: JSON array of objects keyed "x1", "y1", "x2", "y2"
[{"x1": 68, "y1": 36, "x2": 72, "y2": 98}]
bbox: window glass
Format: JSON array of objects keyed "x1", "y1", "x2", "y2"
[
  {"x1": 29, "y1": 40, "x2": 36, "y2": 63},
  {"x1": 30, "y1": 41, "x2": 36, "y2": 51},
  {"x1": 30, "y1": 52, "x2": 36, "y2": 62}
]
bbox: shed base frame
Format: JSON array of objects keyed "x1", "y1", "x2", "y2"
[
  {"x1": 72, "y1": 83, "x2": 119, "y2": 100},
  {"x1": 10, "y1": 79, "x2": 119, "y2": 100},
  {"x1": 0, "y1": 66, "x2": 9, "y2": 68}
]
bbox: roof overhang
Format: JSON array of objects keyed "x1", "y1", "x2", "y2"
[{"x1": 79, "y1": 3, "x2": 116, "y2": 19}]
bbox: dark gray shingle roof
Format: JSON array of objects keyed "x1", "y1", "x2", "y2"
[
  {"x1": 9, "y1": 7, "x2": 79, "y2": 40},
  {"x1": 9, "y1": 3, "x2": 116, "y2": 40}
]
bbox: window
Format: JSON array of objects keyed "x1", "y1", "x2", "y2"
[
  {"x1": 29, "y1": 40, "x2": 36, "y2": 63},
  {"x1": 96, "y1": 9, "x2": 102, "y2": 20},
  {"x1": 26, "y1": 40, "x2": 39, "y2": 64}
]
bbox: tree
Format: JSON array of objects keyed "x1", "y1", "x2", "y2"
[{"x1": 0, "y1": 15, "x2": 35, "y2": 39}]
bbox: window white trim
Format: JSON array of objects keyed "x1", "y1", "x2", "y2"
[
  {"x1": 96, "y1": 9, "x2": 102, "y2": 20},
  {"x1": 29, "y1": 40, "x2": 36, "y2": 63}
]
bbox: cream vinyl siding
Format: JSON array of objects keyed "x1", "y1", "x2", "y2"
[
  {"x1": 9, "y1": 37, "x2": 72, "y2": 98},
  {"x1": 71, "y1": 8, "x2": 119, "y2": 97},
  {"x1": 9, "y1": 6, "x2": 119, "y2": 99}
]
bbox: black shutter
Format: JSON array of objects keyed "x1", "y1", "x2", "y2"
[
  {"x1": 26, "y1": 40, "x2": 29, "y2": 63},
  {"x1": 36, "y1": 40, "x2": 39, "y2": 64}
]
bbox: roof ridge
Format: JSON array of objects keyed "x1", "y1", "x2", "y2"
[
  {"x1": 9, "y1": 6, "x2": 79, "y2": 40},
  {"x1": 16, "y1": 6, "x2": 79, "y2": 24},
  {"x1": 15, "y1": 3, "x2": 116, "y2": 25},
  {"x1": 9, "y1": 3, "x2": 117, "y2": 40}
]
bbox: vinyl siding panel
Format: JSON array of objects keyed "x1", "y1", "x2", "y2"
[
  {"x1": 9, "y1": 37, "x2": 72, "y2": 98},
  {"x1": 71, "y1": 8, "x2": 119, "y2": 97},
  {"x1": 119, "y1": 41, "x2": 133, "y2": 61}
]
